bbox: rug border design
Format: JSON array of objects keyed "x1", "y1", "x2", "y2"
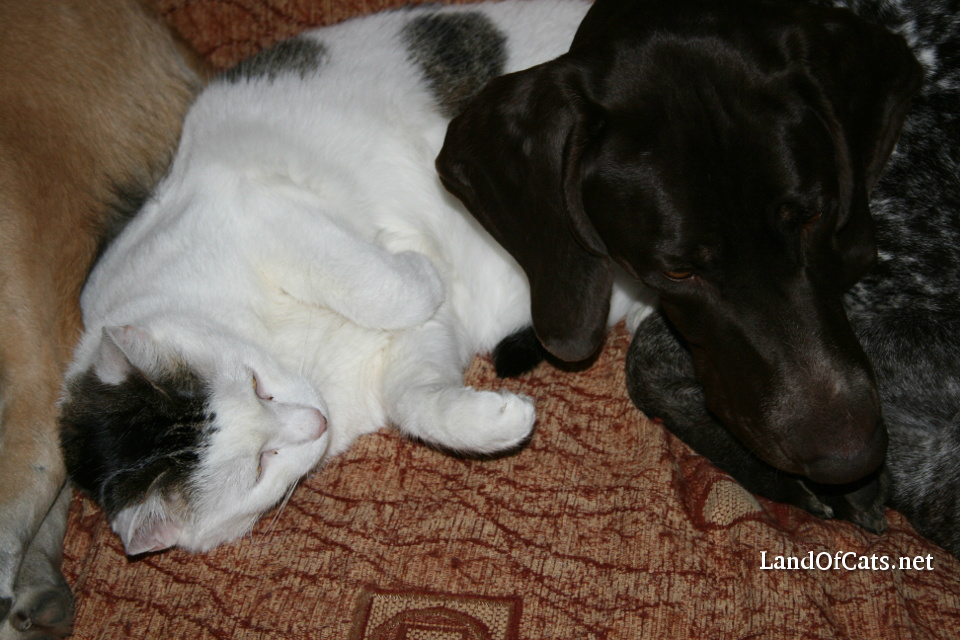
[{"x1": 348, "y1": 585, "x2": 523, "y2": 640}]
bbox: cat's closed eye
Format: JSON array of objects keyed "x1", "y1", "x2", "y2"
[
  {"x1": 256, "y1": 449, "x2": 279, "y2": 482},
  {"x1": 252, "y1": 372, "x2": 274, "y2": 401}
]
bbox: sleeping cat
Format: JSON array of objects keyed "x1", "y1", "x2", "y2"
[{"x1": 58, "y1": 0, "x2": 646, "y2": 557}]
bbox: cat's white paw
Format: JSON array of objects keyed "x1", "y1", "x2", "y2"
[{"x1": 444, "y1": 388, "x2": 536, "y2": 454}]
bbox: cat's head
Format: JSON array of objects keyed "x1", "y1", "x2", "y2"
[{"x1": 60, "y1": 324, "x2": 329, "y2": 555}]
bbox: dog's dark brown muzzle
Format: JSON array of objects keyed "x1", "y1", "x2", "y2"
[{"x1": 666, "y1": 280, "x2": 886, "y2": 486}]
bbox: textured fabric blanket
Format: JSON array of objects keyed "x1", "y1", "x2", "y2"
[{"x1": 62, "y1": 1, "x2": 960, "y2": 638}]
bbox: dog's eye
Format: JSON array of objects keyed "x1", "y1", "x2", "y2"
[
  {"x1": 779, "y1": 203, "x2": 821, "y2": 231},
  {"x1": 664, "y1": 269, "x2": 693, "y2": 281},
  {"x1": 803, "y1": 211, "x2": 822, "y2": 229}
]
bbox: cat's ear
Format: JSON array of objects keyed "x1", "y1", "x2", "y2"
[
  {"x1": 112, "y1": 496, "x2": 183, "y2": 556},
  {"x1": 95, "y1": 325, "x2": 158, "y2": 384}
]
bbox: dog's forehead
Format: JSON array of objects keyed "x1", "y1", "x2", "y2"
[
  {"x1": 594, "y1": 26, "x2": 807, "y2": 118},
  {"x1": 597, "y1": 98, "x2": 836, "y2": 218},
  {"x1": 572, "y1": 0, "x2": 851, "y2": 116},
  {"x1": 573, "y1": 0, "x2": 823, "y2": 54},
  {"x1": 585, "y1": 111, "x2": 839, "y2": 280}
]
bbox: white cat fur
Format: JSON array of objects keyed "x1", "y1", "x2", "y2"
[{"x1": 63, "y1": 0, "x2": 650, "y2": 556}]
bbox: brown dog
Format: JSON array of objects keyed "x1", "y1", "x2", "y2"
[
  {"x1": 437, "y1": 0, "x2": 921, "y2": 486},
  {"x1": 0, "y1": 2, "x2": 205, "y2": 636}
]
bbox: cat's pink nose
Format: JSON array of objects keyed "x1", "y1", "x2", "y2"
[{"x1": 312, "y1": 409, "x2": 327, "y2": 439}]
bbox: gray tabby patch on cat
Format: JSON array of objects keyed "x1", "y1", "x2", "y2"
[
  {"x1": 221, "y1": 38, "x2": 328, "y2": 83},
  {"x1": 61, "y1": 337, "x2": 212, "y2": 526},
  {"x1": 402, "y1": 12, "x2": 507, "y2": 118}
]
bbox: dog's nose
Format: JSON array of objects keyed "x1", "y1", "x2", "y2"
[{"x1": 800, "y1": 413, "x2": 887, "y2": 485}]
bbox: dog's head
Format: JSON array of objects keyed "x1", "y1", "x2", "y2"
[{"x1": 437, "y1": 0, "x2": 922, "y2": 484}]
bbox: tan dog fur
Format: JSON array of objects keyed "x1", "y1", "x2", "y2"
[{"x1": 0, "y1": 2, "x2": 205, "y2": 636}]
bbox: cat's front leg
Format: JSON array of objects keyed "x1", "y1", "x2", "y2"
[
  {"x1": 382, "y1": 314, "x2": 535, "y2": 455},
  {"x1": 251, "y1": 190, "x2": 444, "y2": 330}
]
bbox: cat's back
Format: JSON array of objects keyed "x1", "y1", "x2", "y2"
[
  {"x1": 204, "y1": 0, "x2": 590, "y2": 102},
  {"x1": 169, "y1": 0, "x2": 593, "y2": 336},
  {"x1": 178, "y1": 0, "x2": 589, "y2": 163},
  {"x1": 82, "y1": 0, "x2": 595, "y2": 357}
]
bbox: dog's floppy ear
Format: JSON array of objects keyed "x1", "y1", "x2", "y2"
[
  {"x1": 806, "y1": 9, "x2": 923, "y2": 192},
  {"x1": 800, "y1": 8, "x2": 923, "y2": 283},
  {"x1": 437, "y1": 61, "x2": 611, "y2": 362}
]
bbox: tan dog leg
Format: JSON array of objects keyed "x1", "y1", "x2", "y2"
[
  {"x1": 0, "y1": 283, "x2": 73, "y2": 635},
  {"x1": 0, "y1": 489, "x2": 73, "y2": 640}
]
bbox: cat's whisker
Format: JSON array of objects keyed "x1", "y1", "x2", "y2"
[{"x1": 264, "y1": 480, "x2": 300, "y2": 537}]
